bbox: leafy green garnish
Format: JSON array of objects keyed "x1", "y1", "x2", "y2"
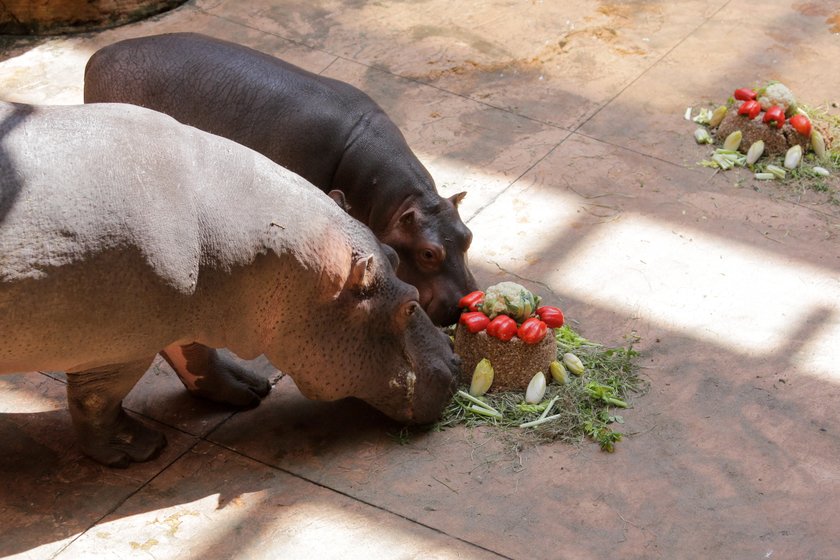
[{"x1": 436, "y1": 327, "x2": 645, "y2": 453}]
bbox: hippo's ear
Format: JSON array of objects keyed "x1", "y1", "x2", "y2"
[
  {"x1": 398, "y1": 208, "x2": 417, "y2": 230},
  {"x1": 346, "y1": 253, "x2": 376, "y2": 292},
  {"x1": 380, "y1": 243, "x2": 400, "y2": 271},
  {"x1": 449, "y1": 191, "x2": 467, "y2": 207},
  {"x1": 328, "y1": 189, "x2": 351, "y2": 212}
]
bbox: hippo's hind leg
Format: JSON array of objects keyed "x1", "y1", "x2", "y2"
[
  {"x1": 161, "y1": 342, "x2": 271, "y2": 408},
  {"x1": 66, "y1": 358, "x2": 166, "y2": 468}
]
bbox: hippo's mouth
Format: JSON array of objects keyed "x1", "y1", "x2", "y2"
[
  {"x1": 403, "y1": 353, "x2": 460, "y2": 424},
  {"x1": 367, "y1": 353, "x2": 458, "y2": 425},
  {"x1": 387, "y1": 368, "x2": 416, "y2": 407},
  {"x1": 423, "y1": 295, "x2": 462, "y2": 327}
]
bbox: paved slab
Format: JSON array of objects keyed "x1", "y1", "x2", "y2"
[
  {"x1": 0, "y1": 373, "x2": 198, "y2": 560},
  {"x1": 56, "y1": 440, "x2": 501, "y2": 560},
  {"x1": 1, "y1": 1, "x2": 839, "y2": 559}
]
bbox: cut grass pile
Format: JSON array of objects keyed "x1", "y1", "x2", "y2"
[
  {"x1": 691, "y1": 98, "x2": 840, "y2": 204},
  {"x1": 436, "y1": 326, "x2": 646, "y2": 452}
]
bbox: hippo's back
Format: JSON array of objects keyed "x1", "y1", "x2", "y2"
[
  {"x1": 0, "y1": 100, "x2": 364, "y2": 371},
  {"x1": 1, "y1": 100, "x2": 347, "y2": 282},
  {"x1": 1, "y1": 101, "x2": 199, "y2": 284},
  {"x1": 84, "y1": 32, "x2": 378, "y2": 189}
]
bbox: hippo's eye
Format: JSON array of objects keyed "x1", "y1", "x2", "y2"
[
  {"x1": 418, "y1": 245, "x2": 445, "y2": 268},
  {"x1": 404, "y1": 302, "x2": 419, "y2": 316}
]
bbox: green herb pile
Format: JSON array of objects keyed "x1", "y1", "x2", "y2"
[
  {"x1": 688, "y1": 80, "x2": 840, "y2": 204},
  {"x1": 713, "y1": 104, "x2": 840, "y2": 203},
  {"x1": 436, "y1": 326, "x2": 645, "y2": 452}
]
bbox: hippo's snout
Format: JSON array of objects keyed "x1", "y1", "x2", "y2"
[
  {"x1": 423, "y1": 275, "x2": 479, "y2": 327},
  {"x1": 369, "y1": 322, "x2": 460, "y2": 425},
  {"x1": 403, "y1": 322, "x2": 460, "y2": 424},
  {"x1": 404, "y1": 352, "x2": 461, "y2": 425},
  {"x1": 427, "y1": 297, "x2": 462, "y2": 328},
  {"x1": 428, "y1": 260, "x2": 479, "y2": 327}
]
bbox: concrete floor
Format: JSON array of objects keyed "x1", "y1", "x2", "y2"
[{"x1": 2, "y1": 1, "x2": 840, "y2": 558}]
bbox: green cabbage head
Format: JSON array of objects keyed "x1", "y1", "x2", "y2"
[{"x1": 479, "y1": 281, "x2": 541, "y2": 322}]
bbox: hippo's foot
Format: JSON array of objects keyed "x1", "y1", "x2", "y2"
[
  {"x1": 161, "y1": 342, "x2": 271, "y2": 408},
  {"x1": 78, "y1": 411, "x2": 167, "y2": 468},
  {"x1": 188, "y1": 357, "x2": 271, "y2": 408},
  {"x1": 66, "y1": 359, "x2": 167, "y2": 468}
]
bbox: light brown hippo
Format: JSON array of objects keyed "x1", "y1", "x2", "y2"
[{"x1": 0, "y1": 101, "x2": 459, "y2": 467}]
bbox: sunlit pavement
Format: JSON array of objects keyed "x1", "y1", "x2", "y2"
[{"x1": 2, "y1": 2, "x2": 840, "y2": 558}]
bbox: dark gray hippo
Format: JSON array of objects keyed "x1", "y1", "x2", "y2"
[
  {"x1": 84, "y1": 33, "x2": 477, "y2": 409},
  {"x1": 83, "y1": 32, "x2": 477, "y2": 326},
  {"x1": 0, "y1": 101, "x2": 460, "y2": 467}
]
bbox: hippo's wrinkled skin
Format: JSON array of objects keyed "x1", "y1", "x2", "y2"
[
  {"x1": 84, "y1": 33, "x2": 477, "y2": 409},
  {"x1": 0, "y1": 101, "x2": 459, "y2": 467},
  {"x1": 83, "y1": 32, "x2": 477, "y2": 326}
]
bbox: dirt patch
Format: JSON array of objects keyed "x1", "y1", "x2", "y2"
[
  {"x1": 0, "y1": 0, "x2": 186, "y2": 35},
  {"x1": 410, "y1": 3, "x2": 657, "y2": 83},
  {"x1": 829, "y1": 11, "x2": 840, "y2": 33},
  {"x1": 793, "y1": 1, "x2": 835, "y2": 18},
  {"x1": 596, "y1": 0, "x2": 662, "y2": 21},
  {"x1": 792, "y1": 2, "x2": 840, "y2": 33}
]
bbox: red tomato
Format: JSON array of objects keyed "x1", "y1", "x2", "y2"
[
  {"x1": 733, "y1": 88, "x2": 757, "y2": 101},
  {"x1": 789, "y1": 114, "x2": 812, "y2": 136},
  {"x1": 517, "y1": 318, "x2": 547, "y2": 345},
  {"x1": 457, "y1": 290, "x2": 484, "y2": 311},
  {"x1": 536, "y1": 306, "x2": 565, "y2": 328},
  {"x1": 762, "y1": 106, "x2": 785, "y2": 129},
  {"x1": 486, "y1": 315, "x2": 517, "y2": 341},
  {"x1": 459, "y1": 311, "x2": 490, "y2": 333},
  {"x1": 737, "y1": 100, "x2": 761, "y2": 120}
]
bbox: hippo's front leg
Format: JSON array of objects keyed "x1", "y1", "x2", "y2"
[
  {"x1": 161, "y1": 343, "x2": 271, "y2": 408},
  {"x1": 66, "y1": 359, "x2": 167, "y2": 468}
]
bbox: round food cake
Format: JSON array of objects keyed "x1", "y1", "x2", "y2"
[
  {"x1": 709, "y1": 82, "x2": 831, "y2": 157},
  {"x1": 453, "y1": 281, "x2": 562, "y2": 392},
  {"x1": 715, "y1": 107, "x2": 810, "y2": 156},
  {"x1": 454, "y1": 323, "x2": 557, "y2": 392}
]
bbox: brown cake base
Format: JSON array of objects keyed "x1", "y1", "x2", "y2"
[
  {"x1": 454, "y1": 323, "x2": 558, "y2": 392},
  {"x1": 714, "y1": 107, "x2": 810, "y2": 156}
]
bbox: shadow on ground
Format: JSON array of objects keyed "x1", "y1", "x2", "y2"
[{"x1": 1, "y1": 0, "x2": 840, "y2": 557}]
